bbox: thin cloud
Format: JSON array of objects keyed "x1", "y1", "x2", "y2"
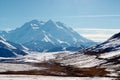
[
  {"x1": 73, "y1": 28, "x2": 120, "y2": 42},
  {"x1": 67, "y1": 15, "x2": 120, "y2": 18},
  {"x1": 81, "y1": 34, "x2": 111, "y2": 42},
  {"x1": 75, "y1": 28, "x2": 120, "y2": 32}
]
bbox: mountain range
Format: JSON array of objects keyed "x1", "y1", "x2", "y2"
[{"x1": 1, "y1": 19, "x2": 95, "y2": 52}]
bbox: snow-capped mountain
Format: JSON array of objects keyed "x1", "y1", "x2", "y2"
[
  {"x1": 0, "y1": 36, "x2": 28, "y2": 57},
  {"x1": 1, "y1": 19, "x2": 95, "y2": 52}
]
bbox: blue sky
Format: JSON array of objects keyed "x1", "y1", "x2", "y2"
[{"x1": 0, "y1": 0, "x2": 120, "y2": 42}]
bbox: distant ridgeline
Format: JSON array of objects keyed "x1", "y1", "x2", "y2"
[{"x1": 0, "y1": 19, "x2": 96, "y2": 52}]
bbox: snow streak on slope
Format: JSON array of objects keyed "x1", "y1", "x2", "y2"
[
  {"x1": 99, "y1": 50, "x2": 120, "y2": 59},
  {"x1": 0, "y1": 39, "x2": 16, "y2": 49},
  {"x1": 101, "y1": 39, "x2": 120, "y2": 49}
]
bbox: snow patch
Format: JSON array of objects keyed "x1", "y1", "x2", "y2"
[
  {"x1": 42, "y1": 35, "x2": 51, "y2": 42},
  {"x1": 30, "y1": 24, "x2": 39, "y2": 30},
  {"x1": 0, "y1": 63, "x2": 42, "y2": 72},
  {"x1": 0, "y1": 40, "x2": 16, "y2": 49},
  {"x1": 57, "y1": 39, "x2": 65, "y2": 44},
  {"x1": 99, "y1": 50, "x2": 120, "y2": 59}
]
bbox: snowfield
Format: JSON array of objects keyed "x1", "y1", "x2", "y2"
[
  {"x1": 58, "y1": 54, "x2": 106, "y2": 68},
  {"x1": 99, "y1": 50, "x2": 120, "y2": 59},
  {"x1": 0, "y1": 63, "x2": 45, "y2": 72},
  {"x1": 19, "y1": 51, "x2": 73, "y2": 63},
  {"x1": 0, "y1": 75, "x2": 114, "y2": 80}
]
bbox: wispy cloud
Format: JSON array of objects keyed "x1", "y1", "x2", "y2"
[
  {"x1": 75, "y1": 28, "x2": 120, "y2": 32},
  {"x1": 73, "y1": 28, "x2": 120, "y2": 42},
  {"x1": 67, "y1": 15, "x2": 120, "y2": 18}
]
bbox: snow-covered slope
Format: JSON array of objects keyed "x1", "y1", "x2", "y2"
[
  {"x1": 1, "y1": 19, "x2": 95, "y2": 52},
  {"x1": 56, "y1": 32, "x2": 120, "y2": 65},
  {"x1": 80, "y1": 32, "x2": 120, "y2": 54},
  {"x1": 52, "y1": 32, "x2": 120, "y2": 77},
  {"x1": 0, "y1": 36, "x2": 28, "y2": 57}
]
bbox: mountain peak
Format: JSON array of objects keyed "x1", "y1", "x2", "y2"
[
  {"x1": 29, "y1": 19, "x2": 40, "y2": 24},
  {"x1": 44, "y1": 19, "x2": 57, "y2": 28},
  {"x1": 26, "y1": 19, "x2": 44, "y2": 30},
  {"x1": 47, "y1": 19, "x2": 55, "y2": 24}
]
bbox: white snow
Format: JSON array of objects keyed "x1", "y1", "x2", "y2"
[
  {"x1": 101, "y1": 38, "x2": 120, "y2": 49},
  {"x1": 57, "y1": 39, "x2": 65, "y2": 44},
  {"x1": 0, "y1": 75, "x2": 114, "y2": 80},
  {"x1": 56, "y1": 25, "x2": 64, "y2": 29},
  {"x1": 41, "y1": 34, "x2": 55, "y2": 44},
  {"x1": 32, "y1": 27, "x2": 39, "y2": 30},
  {"x1": 0, "y1": 63, "x2": 44, "y2": 72},
  {"x1": 31, "y1": 24, "x2": 39, "y2": 30},
  {"x1": 30, "y1": 24, "x2": 38, "y2": 27},
  {"x1": 42, "y1": 35, "x2": 52, "y2": 42},
  {"x1": 0, "y1": 36, "x2": 6, "y2": 41},
  {"x1": 21, "y1": 53, "x2": 56, "y2": 63},
  {"x1": 99, "y1": 50, "x2": 120, "y2": 59},
  {"x1": 21, "y1": 45, "x2": 29, "y2": 50},
  {"x1": 19, "y1": 51, "x2": 73, "y2": 63},
  {"x1": 59, "y1": 54, "x2": 106, "y2": 68},
  {"x1": 0, "y1": 40, "x2": 16, "y2": 49},
  {"x1": 20, "y1": 52, "x2": 57, "y2": 63}
]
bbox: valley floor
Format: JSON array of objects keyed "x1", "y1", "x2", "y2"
[{"x1": 0, "y1": 75, "x2": 114, "y2": 80}]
